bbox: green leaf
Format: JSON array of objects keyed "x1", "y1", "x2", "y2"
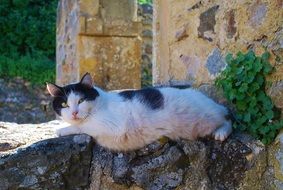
[
  {"x1": 239, "y1": 83, "x2": 248, "y2": 92},
  {"x1": 256, "y1": 75, "x2": 264, "y2": 86},
  {"x1": 253, "y1": 58, "x2": 262, "y2": 73},
  {"x1": 245, "y1": 51, "x2": 256, "y2": 62},
  {"x1": 263, "y1": 63, "x2": 272, "y2": 74},
  {"x1": 266, "y1": 110, "x2": 274, "y2": 120},
  {"x1": 235, "y1": 93, "x2": 245, "y2": 100},
  {"x1": 236, "y1": 101, "x2": 247, "y2": 111},
  {"x1": 225, "y1": 53, "x2": 233, "y2": 64},
  {"x1": 243, "y1": 113, "x2": 251, "y2": 122},
  {"x1": 262, "y1": 51, "x2": 270, "y2": 61}
]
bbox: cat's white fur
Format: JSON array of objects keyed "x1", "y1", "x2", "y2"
[{"x1": 53, "y1": 75, "x2": 232, "y2": 151}]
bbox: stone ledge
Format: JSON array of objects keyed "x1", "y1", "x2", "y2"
[
  {"x1": 0, "y1": 134, "x2": 92, "y2": 190},
  {"x1": 0, "y1": 121, "x2": 282, "y2": 190}
]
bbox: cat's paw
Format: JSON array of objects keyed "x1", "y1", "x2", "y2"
[
  {"x1": 213, "y1": 122, "x2": 232, "y2": 141},
  {"x1": 56, "y1": 126, "x2": 80, "y2": 137},
  {"x1": 56, "y1": 127, "x2": 68, "y2": 137},
  {"x1": 214, "y1": 129, "x2": 229, "y2": 141}
]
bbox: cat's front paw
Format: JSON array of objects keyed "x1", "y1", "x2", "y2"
[
  {"x1": 56, "y1": 126, "x2": 81, "y2": 137},
  {"x1": 56, "y1": 127, "x2": 68, "y2": 137},
  {"x1": 213, "y1": 122, "x2": 232, "y2": 141}
]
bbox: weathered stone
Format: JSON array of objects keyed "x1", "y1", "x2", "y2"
[
  {"x1": 198, "y1": 5, "x2": 219, "y2": 42},
  {"x1": 153, "y1": 0, "x2": 283, "y2": 112},
  {"x1": 268, "y1": 81, "x2": 283, "y2": 110},
  {"x1": 225, "y1": 9, "x2": 237, "y2": 39},
  {"x1": 1, "y1": 121, "x2": 283, "y2": 189},
  {"x1": 57, "y1": 0, "x2": 141, "y2": 89},
  {"x1": 205, "y1": 48, "x2": 226, "y2": 76},
  {"x1": 175, "y1": 25, "x2": 189, "y2": 41},
  {"x1": 249, "y1": 2, "x2": 267, "y2": 28},
  {"x1": 0, "y1": 121, "x2": 93, "y2": 190},
  {"x1": 78, "y1": 36, "x2": 141, "y2": 90},
  {"x1": 86, "y1": 16, "x2": 103, "y2": 35},
  {"x1": 79, "y1": 0, "x2": 99, "y2": 17},
  {"x1": 141, "y1": 29, "x2": 152, "y2": 38}
]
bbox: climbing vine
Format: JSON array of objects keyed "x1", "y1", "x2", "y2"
[{"x1": 216, "y1": 51, "x2": 283, "y2": 144}]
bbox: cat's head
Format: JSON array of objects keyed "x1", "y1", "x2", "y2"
[{"x1": 46, "y1": 73, "x2": 99, "y2": 125}]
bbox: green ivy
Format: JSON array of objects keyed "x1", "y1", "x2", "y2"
[{"x1": 216, "y1": 51, "x2": 283, "y2": 144}]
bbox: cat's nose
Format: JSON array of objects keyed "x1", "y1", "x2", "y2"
[{"x1": 72, "y1": 111, "x2": 78, "y2": 116}]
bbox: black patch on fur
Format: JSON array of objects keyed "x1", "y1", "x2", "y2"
[
  {"x1": 51, "y1": 83, "x2": 99, "y2": 116},
  {"x1": 119, "y1": 88, "x2": 164, "y2": 110}
]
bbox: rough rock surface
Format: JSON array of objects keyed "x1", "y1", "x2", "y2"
[
  {"x1": 0, "y1": 78, "x2": 55, "y2": 124},
  {"x1": 56, "y1": 0, "x2": 141, "y2": 90},
  {"x1": 1, "y1": 121, "x2": 283, "y2": 190},
  {"x1": 0, "y1": 121, "x2": 92, "y2": 190},
  {"x1": 152, "y1": 0, "x2": 283, "y2": 112}
]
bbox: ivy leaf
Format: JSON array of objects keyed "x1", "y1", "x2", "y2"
[
  {"x1": 239, "y1": 83, "x2": 248, "y2": 92},
  {"x1": 243, "y1": 113, "x2": 251, "y2": 122},
  {"x1": 256, "y1": 75, "x2": 264, "y2": 86},
  {"x1": 253, "y1": 58, "x2": 262, "y2": 73},
  {"x1": 259, "y1": 126, "x2": 270, "y2": 135},
  {"x1": 263, "y1": 63, "x2": 272, "y2": 75},
  {"x1": 262, "y1": 51, "x2": 270, "y2": 61},
  {"x1": 263, "y1": 99, "x2": 273, "y2": 110},
  {"x1": 245, "y1": 51, "x2": 256, "y2": 62},
  {"x1": 246, "y1": 72, "x2": 255, "y2": 83},
  {"x1": 250, "y1": 83, "x2": 260, "y2": 92},
  {"x1": 225, "y1": 53, "x2": 233, "y2": 64},
  {"x1": 236, "y1": 67, "x2": 244, "y2": 74},
  {"x1": 266, "y1": 110, "x2": 274, "y2": 120},
  {"x1": 236, "y1": 101, "x2": 247, "y2": 111},
  {"x1": 248, "y1": 106, "x2": 258, "y2": 115},
  {"x1": 236, "y1": 52, "x2": 245, "y2": 62},
  {"x1": 235, "y1": 81, "x2": 242, "y2": 86},
  {"x1": 235, "y1": 93, "x2": 245, "y2": 100}
]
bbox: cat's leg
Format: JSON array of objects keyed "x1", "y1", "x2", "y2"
[
  {"x1": 56, "y1": 126, "x2": 81, "y2": 137},
  {"x1": 213, "y1": 120, "x2": 232, "y2": 141}
]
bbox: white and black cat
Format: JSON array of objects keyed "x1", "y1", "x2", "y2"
[{"x1": 47, "y1": 73, "x2": 232, "y2": 151}]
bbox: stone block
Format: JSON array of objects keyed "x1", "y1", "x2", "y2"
[
  {"x1": 79, "y1": 0, "x2": 100, "y2": 17},
  {"x1": 86, "y1": 16, "x2": 103, "y2": 35},
  {"x1": 153, "y1": 0, "x2": 283, "y2": 89},
  {"x1": 100, "y1": 0, "x2": 137, "y2": 22},
  {"x1": 78, "y1": 36, "x2": 141, "y2": 90},
  {"x1": 56, "y1": 0, "x2": 141, "y2": 89}
]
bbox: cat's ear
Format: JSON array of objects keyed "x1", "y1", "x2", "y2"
[
  {"x1": 80, "y1": 72, "x2": 93, "y2": 88},
  {"x1": 46, "y1": 83, "x2": 62, "y2": 97}
]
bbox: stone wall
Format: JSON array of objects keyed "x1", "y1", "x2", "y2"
[
  {"x1": 1, "y1": 121, "x2": 283, "y2": 190},
  {"x1": 56, "y1": 0, "x2": 141, "y2": 90},
  {"x1": 138, "y1": 3, "x2": 153, "y2": 87},
  {"x1": 153, "y1": 0, "x2": 283, "y2": 109}
]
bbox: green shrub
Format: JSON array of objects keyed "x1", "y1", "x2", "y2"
[
  {"x1": 0, "y1": 55, "x2": 55, "y2": 85},
  {"x1": 216, "y1": 51, "x2": 283, "y2": 144},
  {"x1": 138, "y1": 0, "x2": 152, "y2": 5},
  {"x1": 0, "y1": 0, "x2": 57, "y2": 85},
  {"x1": 0, "y1": 0, "x2": 57, "y2": 58}
]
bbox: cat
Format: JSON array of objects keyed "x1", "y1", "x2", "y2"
[{"x1": 46, "y1": 73, "x2": 232, "y2": 151}]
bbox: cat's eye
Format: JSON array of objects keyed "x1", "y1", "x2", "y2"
[
  {"x1": 61, "y1": 102, "x2": 68, "y2": 108},
  {"x1": 78, "y1": 98, "x2": 85, "y2": 104}
]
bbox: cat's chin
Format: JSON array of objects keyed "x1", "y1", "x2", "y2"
[{"x1": 62, "y1": 117, "x2": 84, "y2": 125}]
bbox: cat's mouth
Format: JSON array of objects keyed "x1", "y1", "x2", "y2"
[{"x1": 71, "y1": 113, "x2": 90, "y2": 122}]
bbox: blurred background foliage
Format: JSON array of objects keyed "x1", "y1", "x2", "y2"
[
  {"x1": 138, "y1": 0, "x2": 152, "y2": 5},
  {"x1": 0, "y1": 0, "x2": 58, "y2": 85},
  {"x1": 0, "y1": 0, "x2": 152, "y2": 86}
]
